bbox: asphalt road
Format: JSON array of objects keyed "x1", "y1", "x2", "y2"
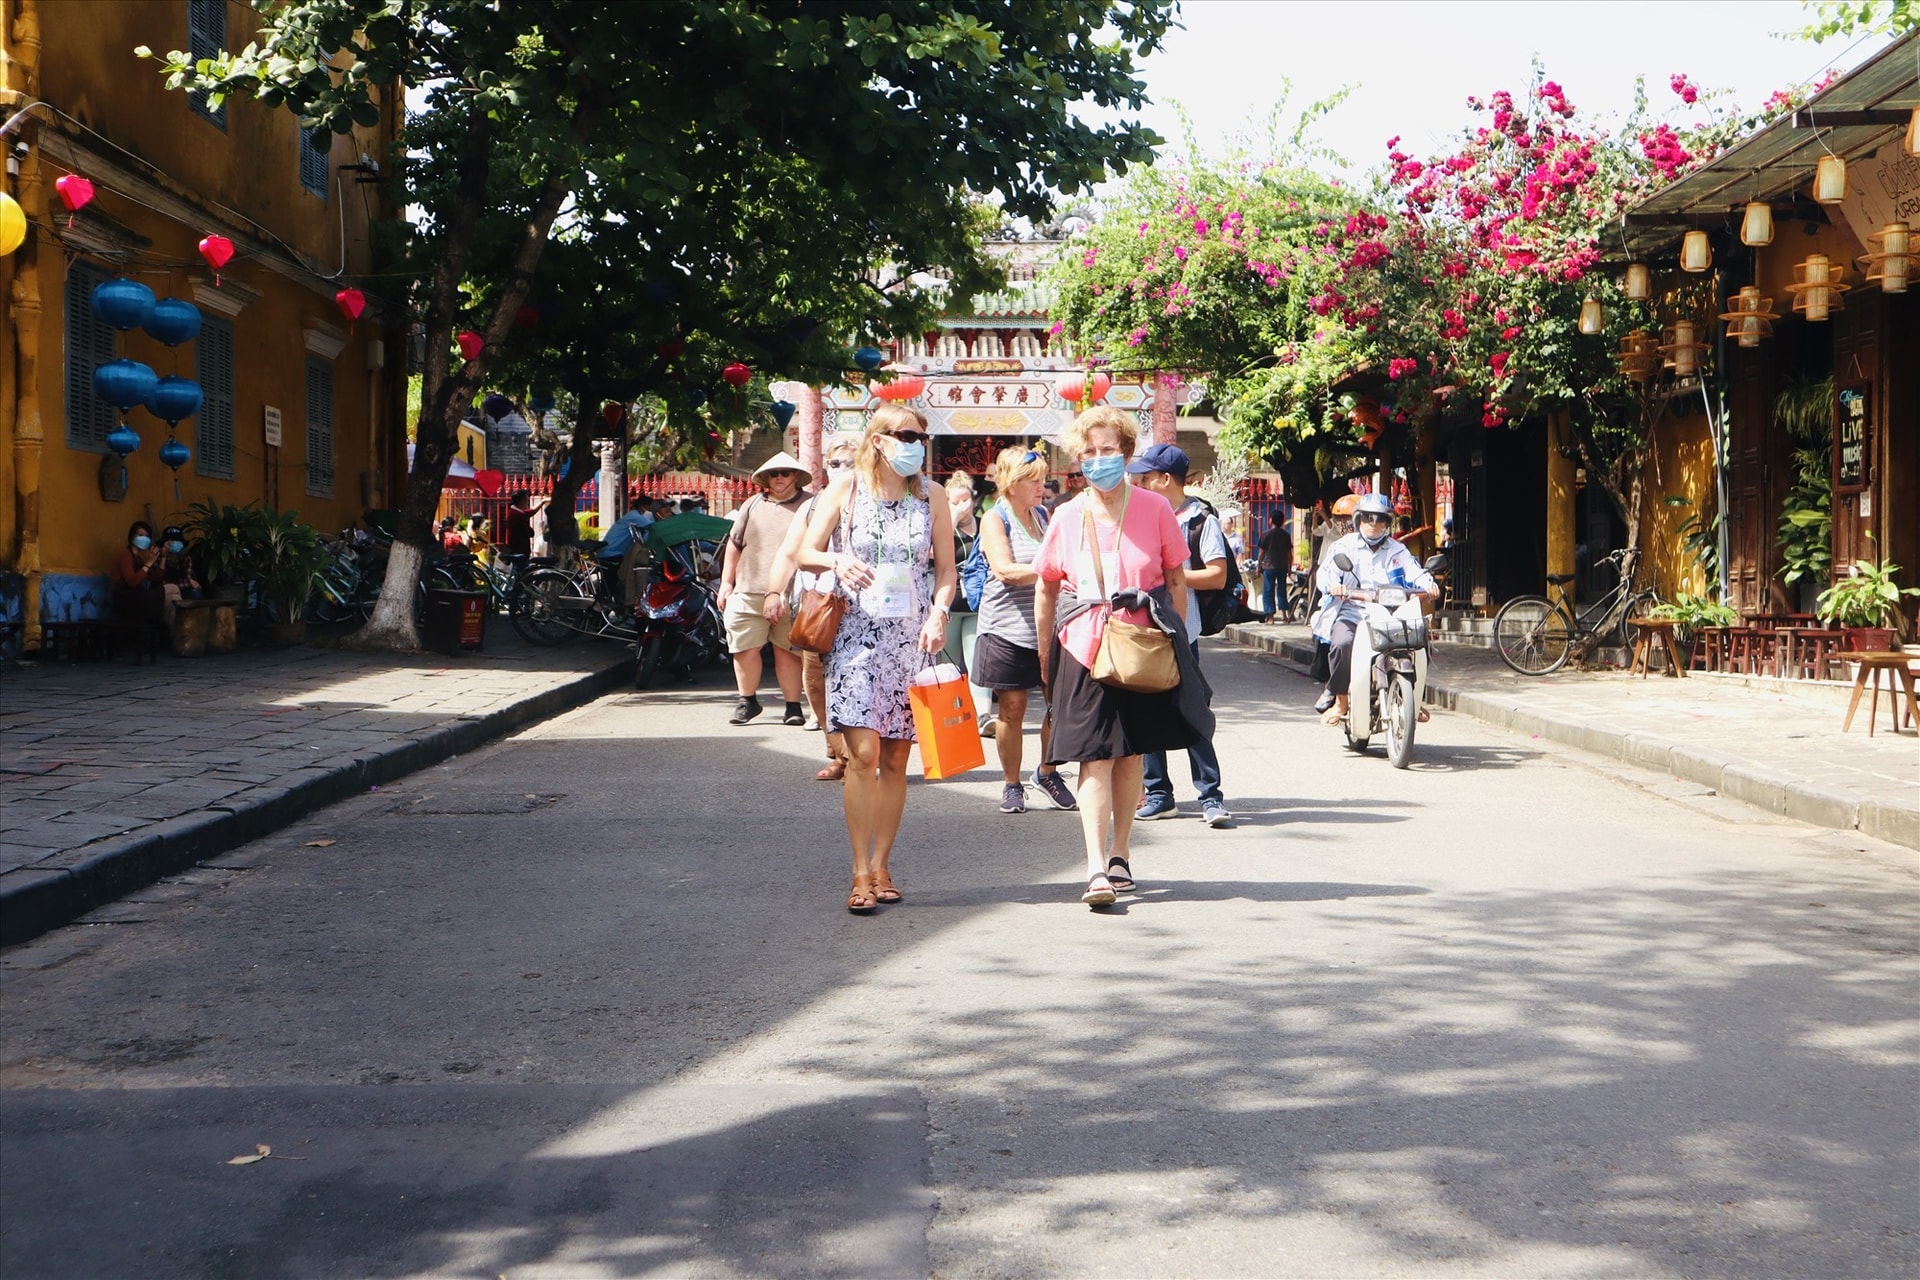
[{"x1": 3, "y1": 640, "x2": 1916, "y2": 1279}]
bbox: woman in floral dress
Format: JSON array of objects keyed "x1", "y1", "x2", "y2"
[{"x1": 799, "y1": 404, "x2": 958, "y2": 912}]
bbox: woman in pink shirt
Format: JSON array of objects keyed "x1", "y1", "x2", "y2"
[{"x1": 1034, "y1": 407, "x2": 1199, "y2": 906}]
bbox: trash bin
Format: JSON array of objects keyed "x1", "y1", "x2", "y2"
[{"x1": 423, "y1": 588, "x2": 486, "y2": 654}]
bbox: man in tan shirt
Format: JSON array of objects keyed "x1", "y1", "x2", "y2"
[{"x1": 717, "y1": 452, "x2": 812, "y2": 725}]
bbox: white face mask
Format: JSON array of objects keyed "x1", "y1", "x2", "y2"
[{"x1": 887, "y1": 441, "x2": 925, "y2": 477}]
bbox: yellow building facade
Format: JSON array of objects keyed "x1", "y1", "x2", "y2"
[{"x1": 2, "y1": 0, "x2": 404, "y2": 647}]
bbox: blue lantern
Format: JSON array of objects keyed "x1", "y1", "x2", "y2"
[
  {"x1": 106, "y1": 423, "x2": 142, "y2": 457},
  {"x1": 641, "y1": 279, "x2": 676, "y2": 304},
  {"x1": 90, "y1": 278, "x2": 156, "y2": 331},
  {"x1": 92, "y1": 358, "x2": 158, "y2": 410},
  {"x1": 686, "y1": 386, "x2": 707, "y2": 408},
  {"x1": 853, "y1": 346, "x2": 885, "y2": 372},
  {"x1": 770, "y1": 399, "x2": 796, "y2": 429},
  {"x1": 529, "y1": 391, "x2": 556, "y2": 414},
  {"x1": 158, "y1": 437, "x2": 191, "y2": 471},
  {"x1": 145, "y1": 375, "x2": 203, "y2": 425},
  {"x1": 142, "y1": 298, "x2": 202, "y2": 347}
]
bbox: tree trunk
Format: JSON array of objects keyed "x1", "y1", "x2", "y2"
[
  {"x1": 346, "y1": 110, "x2": 572, "y2": 650},
  {"x1": 543, "y1": 397, "x2": 604, "y2": 551}
]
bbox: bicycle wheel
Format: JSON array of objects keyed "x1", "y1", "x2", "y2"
[
  {"x1": 510, "y1": 568, "x2": 578, "y2": 646},
  {"x1": 1614, "y1": 591, "x2": 1657, "y2": 648},
  {"x1": 1494, "y1": 595, "x2": 1573, "y2": 675}
]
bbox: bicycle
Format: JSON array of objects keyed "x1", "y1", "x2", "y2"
[
  {"x1": 1492, "y1": 548, "x2": 1660, "y2": 675},
  {"x1": 430, "y1": 551, "x2": 525, "y2": 615}
]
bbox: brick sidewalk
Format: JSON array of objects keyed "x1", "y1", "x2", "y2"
[
  {"x1": 1223, "y1": 622, "x2": 1920, "y2": 852},
  {"x1": 0, "y1": 629, "x2": 634, "y2": 944}
]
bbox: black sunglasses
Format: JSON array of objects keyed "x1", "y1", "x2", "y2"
[
  {"x1": 884, "y1": 430, "x2": 929, "y2": 445},
  {"x1": 1356, "y1": 513, "x2": 1391, "y2": 525}
]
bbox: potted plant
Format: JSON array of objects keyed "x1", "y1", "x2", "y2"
[
  {"x1": 184, "y1": 498, "x2": 267, "y2": 602},
  {"x1": 1815, "y1": 548, "x2": 1920, "y2": 652},
  {"x1": 253, "y1": 508, "x2": 330, "y2": 645},
  {"x1": 1651, "y1": 591, "x2": 1738, "y2": 655}
]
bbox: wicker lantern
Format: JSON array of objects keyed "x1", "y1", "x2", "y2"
[
  {"x1": 1740, "y1": 202, "x2": 1774, "y2": 247},
  {"x1": 1786, "y1": 254, "x2": 1851, "y2": 321},
  {"x1": 1577, "y1": 298, "x2": 1604, "y2": 334},
  {"x1": 1718, "y1": 286, "x2": 1778, "y2": 348},
  {"x1": 1680, "y1": 230, "x2": 1712, "y2": 273},
  {"x1": 1813, "y1": 155, "x2": 1848, "y2": 204},
  {"x1": 1860, "y1": 222, "x2": 1914, "y2": 294},
  {"x1": 1623, "y1": 262, "x2": 1652, "y2": 300}
]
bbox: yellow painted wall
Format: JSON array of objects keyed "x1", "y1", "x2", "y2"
[
  {"x1": 5, "y1": 0, "x2": 399, "y2": 603},
  {"x1": 1634, "y1": 408, "x2": 1718, "y2": 600}
]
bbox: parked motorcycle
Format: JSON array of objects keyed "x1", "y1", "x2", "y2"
[
  {"x1": 632, "y1": 549, "x2": 725, "y2": 688},
  {"x1": 1330, "y1": 551, "x2": 1446, "y2": 768}
]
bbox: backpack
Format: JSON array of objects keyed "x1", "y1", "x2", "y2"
[
  {"x1": 961, "y1": 505, "x2": 1045, "y2": 610},
  {"x1": 1185, "y1": 499, "x2": 1246, "y2": 637}
]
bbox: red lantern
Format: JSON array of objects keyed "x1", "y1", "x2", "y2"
[
  {"x1": 456, "y1": 330, "x2": 483, "y2": 362},
  {"x1": 55, "y1": 175, "x2": 95, "y2": 227},
  {"x1": 1055, "y1": 370, "x2": 1112, "y2": 405},
  {"x1": 197, "y1": 234, "x2": 234, "y2": 270},
  {"x1": 602, "y1": 401, "x2": 625, "y2": 428},
  {"x1": 514, "y1": 304, "x2": 540, "y2": 327},
  {"x1": 874, "y1": 371, "x2": 926, "y2": 402},
  {"x1": 722, "y1": 362, "x2": 752, "y2": 387},
  {"x1": 657, "y1": 340, "x2": 685, "y2": 360},
  {"x1": 334, "y1": 288, "x2": 366, "y2": 325}
]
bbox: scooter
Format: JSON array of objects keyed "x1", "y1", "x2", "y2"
[
  {"x1": 1330, "y1": 552, "x2": 1445, "y2": 768},
  {"x1": 631, "y1": 547, "x2": 724, "y2": 689}
]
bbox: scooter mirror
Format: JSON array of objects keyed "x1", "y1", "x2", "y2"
[
  {"x1": 1332, "y1": 553, "x2": 1354, "y2": 573},
  {"x1": 1423, "y1": 553, "x2": 1449, "y2": 573}
]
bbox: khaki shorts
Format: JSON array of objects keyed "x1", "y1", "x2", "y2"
[{"x1": 724, "y1": 591, "x2": 794, "y2": 655}]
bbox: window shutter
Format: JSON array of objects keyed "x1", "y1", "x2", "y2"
[
  {"x1": 305, "y1": 357, "x2": 335, "y2": 497},
  {"x1": 301, "y1": 128, "x2": 330, "y2": 199},
  {"x1": 187, "y1": 0, "x2": 226, "y2": 128},
  {"x1": 64, "y1": 261, "x2": 120, "y2": 452},
  {"x1": 195, "y1": 317, "x2": 236, "y2": 479}
]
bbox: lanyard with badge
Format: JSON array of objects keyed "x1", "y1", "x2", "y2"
[{"x1": 863, "y1": 487, "x2": 917, "y2": 618}]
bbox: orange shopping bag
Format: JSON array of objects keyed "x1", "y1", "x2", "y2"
[{"x1": 909, "y1": 662, "x2": 986, "y2": 779}]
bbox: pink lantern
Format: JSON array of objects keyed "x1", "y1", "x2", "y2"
[
  {"x1": 874, "y1": 370, "x2": 926, "y2": 402},
  {"x1": 721, "y1": 362, "x2": 753, "y2": 387},
  {"x1": 197, "y1": 234, "x2": 234, "y2": 270},
  {"x1": 334, "y1": 288, "x2": 366, "y2": 324},
  {"x1": 1055, "y1": 370, "x2": 1111, "y2": 405},
  {"x1": 456, "y1": 330, "x2": 483, "y2": 362},
  {"x1": 55, "y1": 174, "x2": 95, "y2": 227}
]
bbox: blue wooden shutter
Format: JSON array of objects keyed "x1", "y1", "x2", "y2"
[
  {"x1": 195, "y1": 317, "x2": 235, "y2": 479},
  {"x1": 64, "y1": 261, "x2": 119, "y2": 452},
  {"x1": 187, "y1": 0, "x2": 226, "y2": 128},
  {"x1": 305, "y1": 357, "x2": 334, "y2": 497},
  {"x1": 301, "y1": 128, "x2": 330, "y2": 199}
]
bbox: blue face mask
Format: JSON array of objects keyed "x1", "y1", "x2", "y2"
[
  {"x1": 166, "y1": 540, "x2": 185, "y2": 554},
  {"x1": 1081, "y1": 454, "x2": 1127, "y2": 492},
  {"x1": 132, "y1": 535, "x2": 152, "y2": 551},
  {"x1": 887, "y1": 441, "x2": 925, "y2": 477}
]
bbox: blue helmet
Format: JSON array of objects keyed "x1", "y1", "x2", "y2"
[{"x1": 1355, "y1": 493, "x2": 1394, "y2": 546}]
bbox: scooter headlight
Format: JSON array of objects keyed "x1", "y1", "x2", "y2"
[{"x1": 1376, "y1": 587, "x2": 1410, "y2": 608}]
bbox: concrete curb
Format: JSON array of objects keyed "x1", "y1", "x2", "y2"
[
  {"x1": 0, "y1": 660, "x2": 631, "y2": 948},
  {"x1": 1221, "y1": 624, "x2": 1915, "y2": 852}
]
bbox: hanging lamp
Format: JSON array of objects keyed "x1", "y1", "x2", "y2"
[
  {"x1": 1740, "y1": 202, "x2": 1774, "y2": 247},
  {"x1": 1860, "y1": 221, "x2": 1914, "y2": 294},
  {"x1": 1718, "y1": 286, "x2": 1778, "y2": 348}
]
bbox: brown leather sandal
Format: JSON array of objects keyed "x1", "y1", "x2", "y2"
[
  {"x1": 871, "y1": 872, "x2": 902, "y2": 904},
  {"x1": 848, "y1": 876, "x2": 877, "y2": 913},
  {"x1": 815, "y1": 758, "x2": 847, "y2": 781}
]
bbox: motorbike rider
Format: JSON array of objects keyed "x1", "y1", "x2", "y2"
[{"x1": 1314, "y1": 492, "x2": 1439, "y2": 727}]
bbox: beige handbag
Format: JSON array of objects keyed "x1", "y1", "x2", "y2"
[{"x1": 1081, "y1": 497, "x2": 1179, "y2": 694}]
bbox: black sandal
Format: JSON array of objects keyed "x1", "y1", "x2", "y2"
[
  {"x1": 1105, "y1": 857, "x2": 1135, "y2": 893},
  {"x1": 1081, "y1": 874, "x2": 1117, "y2": 906}
]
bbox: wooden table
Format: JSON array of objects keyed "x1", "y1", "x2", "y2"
[
  {"x1": 1627, "y1": 618, "x2": 1686, "y2": 678},
  {"x1": 1839, "y1": 652, "x2": 1919, "y2": 736}
]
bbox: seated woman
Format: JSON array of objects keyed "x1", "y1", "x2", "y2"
[
  {"x1": 109, "y1": 520, "x2": 167, "y2": 627},
  {"x1": 156, "y1": 525, "x2": 203, "y2": 623}
]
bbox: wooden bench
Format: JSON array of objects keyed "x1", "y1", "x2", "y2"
[
  {"x1": 1627, "y1": 617, "x2": 1686, "y2": 678},
  {"x1": 39, "y1": 619, "x2": 157, "y2": 665},
  {"x1": 1839, "y1": 651, "x2": 1919, "y2": 737}
]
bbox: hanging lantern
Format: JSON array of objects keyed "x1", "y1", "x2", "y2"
[
  {"x1": 0, "y1": 193, "x2": 24, "y2": 256},
  {"x1": 1577, "y1": 298, "x2": 1604, "y2": 335},
  {"x1": 334, "y1": 288, "x2": 367, "y2": 325},
  {"x1": 1718, "y1": 286, "x2": 1778, "y2": 348},
  {"x1": 514, "y1": 304, "x2": 540, "y2": 327},
  {"x1": 456, "y1": 330, "x2": 483, "y2": 361},
  {"x1": 1787, "y1": 253, "x2": 1851, "y2": 321},
  {"x1": 145, "y1": 375, "x2": 203, "y2": 425},
  {"x1": 1659, "y1": 319, "x2": 1707, "y2": 378},
  {"x1": 1055, "y1": 370, "x2": 1113, "y2": 404},
  {"x1": 91, "y1": 358, "x2": 158, "y2": 409},
  {"x1": 142, "y1": 298, "x2": 202, "y2": 347},
  {"x1": 1860, "y1": 221, "x2": 1914, "y2": 294},
  {"x1": 197, "y1": 234, "x2": 235, "y2": 272},
  {"x1": 158, "y1": 437, "x2": 191, "y2": 471},
  {"x1": 686, "y1": 386, "x2": 707, "y2": 407},
  {"x1": 601, "y1": 401, "x2": 626, "y2": 428},
  {"x1": 90, "y1": 277, "x2": 156, "y2": 330},
  {"x1": 1623, "y1": 262, "x2": 1651, "y2": 300},
  {"x1": 529, "y1": 391, "x2": 556, "y2": 415},
  {"x1": 721, "y1": 362, "x2": 753, "y2": 388},
  {"x1": 106, "y1": 423, "x2": 142, "y2": 457},
  {"x1": 1740, "y1": 202, "x2": 1774, "y2": 247},
  {"x1": 1813, "y1": 155, "x2": 1848, "y2": 204},
  {"x1": 55, "y1": 174, "x2": 94, "y2": 226},
  {"x1": 1680, "y1": 230, "x2": 1712, "y2": 273},
  {"x1": 656, "y1": 339, "x2": 685, "y2": 360},
  {"x1": 1616, "y1": 329, "x2": 1660, "y2": 382},
  {"x1": 770, "y1": 399, "x2": 797, "y2": 429},
  {"x1": 873, "y1": 370, "x2": 926, "y2": 402},
  {"x1": 641, "y1": 279, "x2": 676, "y2": 304},
  {"x1": 852, "y1": 346, "x2": 885, "y2": 372}
]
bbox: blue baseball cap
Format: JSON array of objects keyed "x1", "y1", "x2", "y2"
[{"x1": 1126, "y1": 442, "x2": 1189, "y2": 478}]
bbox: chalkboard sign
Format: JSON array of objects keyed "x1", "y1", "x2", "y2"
[{"x1": 1835, "y1": 384, "x2": 1870, "y2": 494}]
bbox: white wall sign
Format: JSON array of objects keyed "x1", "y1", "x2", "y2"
[
  {"x1": 263, "y1": 405, "x2": 282, "y2": 447},
  {"x1": 1837, "y1": 143, "x2": 1920, "y2": 252}
]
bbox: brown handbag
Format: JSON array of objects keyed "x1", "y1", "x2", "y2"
[
  {"x1": 1082, "y1": 495, "x2": 1179, "y2": 694},
  {"x1": 787, "y1": 487, "x2": 851, "y2": 654}
]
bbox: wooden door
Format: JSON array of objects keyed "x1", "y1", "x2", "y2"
[{"x1": 1724, "y1": 345, "x2": 1771, "y2": 612}]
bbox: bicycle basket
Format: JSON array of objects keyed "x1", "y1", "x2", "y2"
[{"x1": 1372, "y1": 616, "x2": 1429, "y2": 651}]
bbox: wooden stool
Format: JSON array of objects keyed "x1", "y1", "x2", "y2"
[
  {"x1": 1840, "y1": 652, "x2": 1920, "y2": 736},
  {"x1": 1628, "y1": 618, "x2": 1686, "y2": 678},
  {"x1": 1689, "y1": 625, "x2": 1729, "y2": 672}
]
